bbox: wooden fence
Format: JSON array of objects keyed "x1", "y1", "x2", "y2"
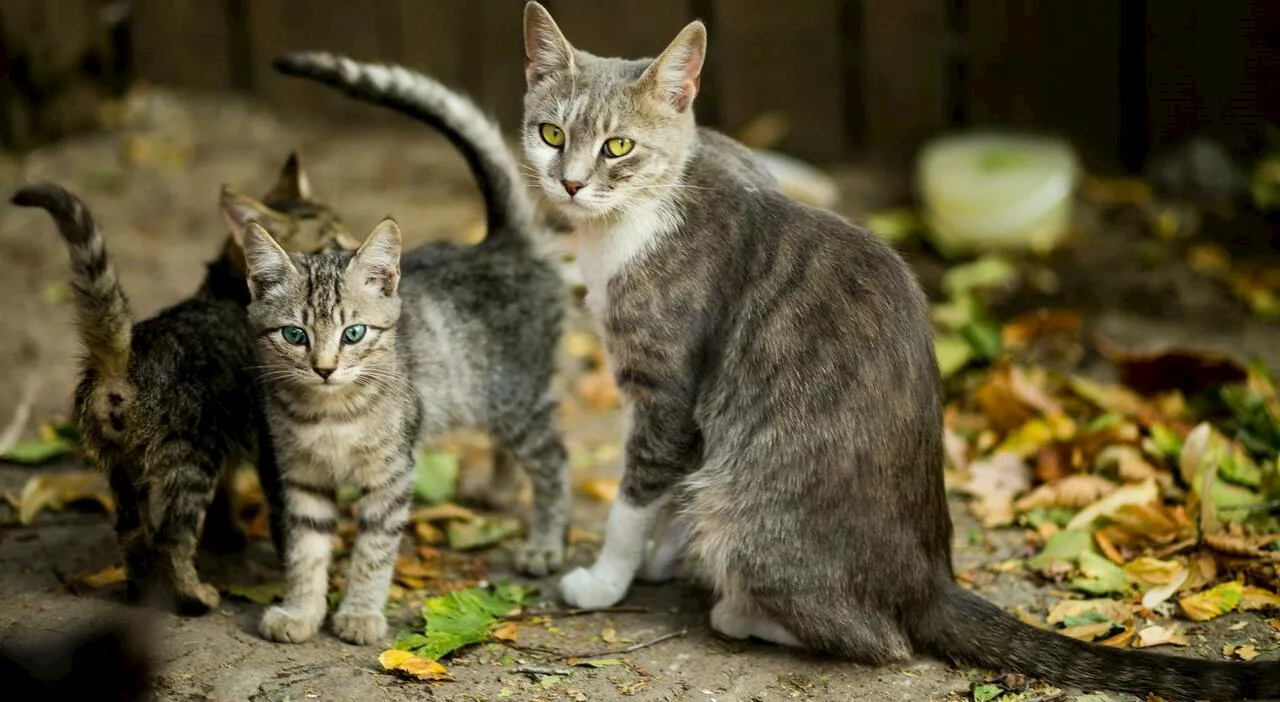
[{"x1": 5, "y1": 1, "x2": 1280, "y2": 172}]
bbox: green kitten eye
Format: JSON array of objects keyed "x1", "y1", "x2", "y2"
[
  {"x1": 342, "y1": 324, "x2": 367, "y2": 344},
  {"x1": 602, "y1": 137, "x2": 634, "y2": 158},
  {"x1": 539, "y1": 123, "x2": 565, "y2": 148},
  {"x1": 280, "y1": 326, "x2": 308, "y2": 345}
]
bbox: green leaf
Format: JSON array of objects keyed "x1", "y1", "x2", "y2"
[
  {"x1": 973, "y1": 682, "x2": 1004, "y2": 702},
  {"x1": 226, "y1": 580, "x2": 289, "y2": 606},
  {"x1": 1028, "y1": 529, "x2": 1093, "y2": 572},
  {"x1": 961, "y1": 319, "x2": 1003, "y2": 362},
  {"x1": 394, "y1": 584, "x2": 529, "y2": 660},
  {"x1": 1060, "y1": 610, "x2": 1111, "y2": 628},
  {"x1": 1021, "y1": 507, "x2": 1076, "y2": 529},
  {"x1": 1148, "y1": 423, "x2": 1183, "y2": 460},
  {"x1": 447, "y1": 517, "x2": 523, "y2": 551},
  {"x1": 1070, "y1": 552, "x2": 1131, "y2": 596},
  {"x1": 942, "y1": 254, "x2": 1018, "y2": 299},
  {"x1": 935, "y1": 333, "x2": 975, "y2": 379},
  {"x1": 1, "y1": 435, "x2": 76, "y2": 465},
  {"x1": 575, "y1": 658, "x2": 624, "y2": 668},
  {"x1": 864, "y1": 208, "x2": 920, "y2": 245},
  {"x1": 414, "y1": 450, "x2": 459, "y2": 504}
]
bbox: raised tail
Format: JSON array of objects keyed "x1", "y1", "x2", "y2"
[
  {"x1": 273, "y1": 52, "x2": 535, "y2": 248},
  {"x1": 13, "y1": 185, "x2": 133, "y2": 392},
  {"x1": 911, "y1": 583, "x2": 1280, "y2": 701}
]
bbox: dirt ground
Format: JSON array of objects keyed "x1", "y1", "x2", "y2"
[{"x1": 1, "y1": 88, "x2": 1278, "y2": 702}]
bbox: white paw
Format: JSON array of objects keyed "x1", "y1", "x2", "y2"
[
  {"x1": 559, "y1": 566, "x2": 628, "y2": 608},
  {"x1": 331, "y1": 609, "x2": 387, "y2": 645},
  {"x1": 260, "y1": 605, "x2": 322, "y2": 643}
]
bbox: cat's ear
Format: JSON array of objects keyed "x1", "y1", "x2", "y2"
[
  {"x1": 640, "y1": 21, "x2": 707, "y2": 112},
  {"x1": 220, "y1": 186, "x2": 291, "y2": 246},
  {"x1": 523, "y1": 2, "x2": 574, "y2": 86},
  {"x1": 241, "y1": 222, "x2": 297, "y2": 299},
  {"x1": 350, "y1": 218, "x2": 402, "y2": 297},
  {"x1": 263, "y1": 151, "x2": 311, "y2": 202}
]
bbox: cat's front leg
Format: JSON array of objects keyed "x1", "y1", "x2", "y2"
[
  {"x1": 332, "y1": 458, "x2": 412, "y2": 645},
  {"x1": 561, "y1": 390, "x2": 700, "y2": 608},
  {"x1": 260, "y1": 477, "x2": 338, "y2": 643}
]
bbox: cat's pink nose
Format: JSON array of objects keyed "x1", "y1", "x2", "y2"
[{"x1": 561, "y1": 180, "x2": 584, "y2": 197}]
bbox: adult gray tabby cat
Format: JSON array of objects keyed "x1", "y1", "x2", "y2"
[
  {"x1": 521, "y1": 3, "x2": 1280, "y2": 699},
  {"x1": 242, "y1": 60, "x2": 570, "y2": 644}
]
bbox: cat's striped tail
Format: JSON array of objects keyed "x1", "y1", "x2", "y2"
[
  {"x1": 12, "y1": 185, "x2": 133, "y2": 392},
  {"x1": 273, "y1": 52, "x2": 536, "y2": 249}
]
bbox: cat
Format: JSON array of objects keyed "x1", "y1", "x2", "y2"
[
  {"x1": 519, "y1": 3, "x2": 1280, "y2": 700},
  {"x1": 11, "y1": 154, "x2": 347, "y2": 615},
  {"x1": 243, "y1": 55, "x2": 570, "y2": 645}
]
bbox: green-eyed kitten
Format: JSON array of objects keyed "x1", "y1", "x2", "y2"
[
  {"x1": 246, "y1": 56, "x2": 571, "y2": 645},
  {"x1": 10, "y1": 154, "x2": 339, "y2": 615},
  {"x1": 521, "y1": 4, "x2": 1280, "y2": 700}
]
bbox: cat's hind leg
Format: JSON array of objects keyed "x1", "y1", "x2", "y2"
[
  {"x1": 637, "y1": 504, "x2": 689, "y2": 584},
  {"x1": 709, "y1": 591, "x2": 802, "y2": 647},
  {"x1": 105, "y1": 459, "x2": 151, "y2": 602},
  {"x1": 497, "y1": 397, "x2": 569, "y2": 577},
  {"x1": 147, "y1": 444, "x2": 222, "y2": 615}
]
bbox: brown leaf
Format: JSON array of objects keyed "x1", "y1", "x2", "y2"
[
  {"x1": 1015, "y1": 474, "x2": 1117, "y2": 513},
  {"x1": 1099, "y1": 625, "x2": 1136, "y2": 648},
  {"x1": 1134, "y1": 624, "x2": 1189, "y2": 648},
  {"x1": 410, "y1": 502, "x2": 476, "y2": 524},
  {"x1": 1240, "y1": 585, "x2": 1280, "y2": 612},
  {"x1": 974, "y1": 368, "x2": 1040, "y2": 433},
  {"x1": 601, "y1": 620, "x2": 618, "y2": 644},
  {"x1": 18, "y1": 471, "x2": 114, "y2": 525},
  {"x1": 1095, "y1": 338, "x2": 1248, "y2": 396},
  {"x1": 1094, "y1": 530, "x2": 1126, "y2": 565},
  {"x1": 1001, "y1": 308, "x2": 1084, "y2": 349},
  {"x1": 1065, "y1": 478, "x2": 1160, "y2": 532},
  {"x1": 415, "y1": 521, "x2": 445, "y2": 545},
  {"x1": 1228, "y1": 643, "x2": 1260, "y2": 661},
  {"x1": 1046, "y1": 599, "x2": 1135, "y2": 626},
  {"x1": 1179, "y1": 581, "x2": 1244, "y2": 622},
  {"x1": 954, "y1": 452, "x2": 1030, "y2": 528},
  {"x1": 1094, "y1": 445, "x2": 1160, "y2": 483},
  {"x1": 1122, "y1": 557, "x2": 1186, "y2": 589},
  {"x1": 491, "y1": 622, "x2": 519, "y2": 643},
  {"x1": 574, "y1": 370, "x2": 620, "y2": 411},
  {"x1": 1059, "y1": 621, "x2": 1115, "y2": 641}
]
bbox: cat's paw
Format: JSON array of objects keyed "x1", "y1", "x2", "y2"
[
  {"x1": 332, "y1": 610, "x2": 387, "y2": 645},
  {"x1": 260, "y1": 605, "x2": 321, "y2": 643},
  {"x1": 636, "y1": 555, "x2": 678, "y2": 584},
  {"x1": 175, "y1": 581, "x2": 221, "y2": 615},
  {"x1": 560, "y1": 566, "x2": 627, "y2": 608},
  {"x1": 515, "y1": 541, "x2": 565, "y2": 578}
]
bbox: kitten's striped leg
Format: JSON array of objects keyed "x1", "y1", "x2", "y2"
[
  {"x1": 106, "y1": 462, "x2": 151, "y2": 602},
  {"x1": 332, "y1": 459, "x2": 412, "y2": 645},
  {"x1": 260, "y1": 478, "x2": 338, "y2": 643},
  {"x1": 152, "y1": 455, "x2": 222, "y2": 615},
  {"x1": 500, "y1": 397, "x2": 569, "y2": 577}
]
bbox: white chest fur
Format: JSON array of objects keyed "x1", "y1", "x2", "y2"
[{"x1": 575, "y1": 199, "x2": 680, "y2": 325}]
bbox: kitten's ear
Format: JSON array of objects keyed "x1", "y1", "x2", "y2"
[
  {"x1": 639, "y1": 21, "x2": 707, "y2": 112},
  {"x1": 350, "y1": 218, "x2": 402, "y2": 297},
  {"x1": 523, "y1": 2, "x2": 574, "y2": 86},
  {"x1": 220, "y1": 186, "x2": 291, "y2": 246},
  {"x1": 242, "y1": 222, "x2": 297, "y2": 299},
  {"x1": 263, "y1": 151, "x2": 311, "y2": 202}
]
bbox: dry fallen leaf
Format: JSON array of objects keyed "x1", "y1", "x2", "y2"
[
  {"x1": 18, "y1": 471, "x2": 114, "y2": 525},
  {"x1": 576, "y1": 478, "x2": 620, "y2": 504},
  {"x1": 76, "y1": 564, "x2": 127, "y2": 589},
  {"x1": 378, "y1": 649, "x2": 451, "y2": 681},
  {"x1": 1015, "y1": 474, "x2": 1117, "y2": 512},
  {"x1": 410, "y1": 502, "x2": 477, "y2": 524},
  {"x1": 1179, "y1": 581, "x2": 1244, "y2": 622},
  {"x1": 574, "y1": 369, "x2": 620, "y2": 411},
  {"x1": 1240, "y1": 585, "x2": 1280, "y2": 613},
  {"x1": 1046, "y1": 599, "x2": 1135, "y2": 626},
  {"x1": 1122, "y1": 557, "x2": 1185, "y2": 589},
  {"x1": 1059, "y1": 621, "x2": 1116, "y2": 641},
  {"x1": 601, "y1": 620, "x2": 618, "y2": 644},
  {"x1": 1066, "y1": 477, "x2": 1159, "y2": 532},
  {"x1": 562, "y1": 331, "x2": 601, "y2": 361},
  {"x1": 1134, "y1": 624, "x2": 1189, "y2": 648},
  {"x1": 1099, "y1": 625, "x2": 1136, "y2": 648},
  {"x1": 1227, "y1": 643, "x2": 1260, "y2": 661},
  {"x1": 490, "y1": 622, "x2": 519, "y2": 643},
  {"x1": 954, "y1": 452, "x2": 1030, "y2": 528}
]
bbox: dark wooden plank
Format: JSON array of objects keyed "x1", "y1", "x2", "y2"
[
  {"x1": 1146, "y1": 0, "x2": 1280, "y2": 161},
  {"x1": 465, "y1": 0, "x2": 528, "y2": 132},
  {"x1": 861, "y1": 0, "x2": 948, "y2": 168},
  {"x1": 966, "y1": 0, "x2": 1124, "y2": 169},
  {"x1": 710, "y1": 0, "x2": 847, "y2": 161},
  {"x1": 397, "y1": 0, "x2": 467, "y2": 90},
  {"x1": 548, "y1": 0, "x2": 691, "y2": 60},
  {"x1": 131, "y1": 0, "x2": 234, "y2": 90}
]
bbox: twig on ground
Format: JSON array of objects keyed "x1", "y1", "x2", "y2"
[
  {"x1": 499, "y1": 641, "x2": 566, "y2": 657},
  {"x1": 505, "y1": 605, "x2": 649, "y2": 621},
  {"x1": 1154, "y1": 537, "x2": 1198, "y2": 559},
  {"x1": 514, "y1": 665, "x2": 573, "y2": 678},
  {"x1": 563, "y1": 628, "x2": 687, "y2": 661},
  {"x1": 0, "y1": 376, "x2": 40, "y2": 456}
]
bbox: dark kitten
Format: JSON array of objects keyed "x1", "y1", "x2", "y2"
[
  {"x1": 521, "y1": 3, "x2": 1280, "y2": 700},
  {"x1": 10, "y1": 155, "x2": 346, "y2": 615}
]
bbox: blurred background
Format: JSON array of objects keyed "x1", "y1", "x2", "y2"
[{"x1": 5, "y1": 4, "x2": 1280, "y2": 699}]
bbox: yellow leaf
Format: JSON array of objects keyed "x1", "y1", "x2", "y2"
[
  {"x1": 1240, "y1": 585, "x2": 1280, "y2": 612},
  {"x1": 1059, "y1": 621, "x2": 1115, "y2": 641},
  {"x1": 18, "y1": 471, "x2": 114, "y2": 525},
  {"x1": 574, "y1": 370, "x2": 620, "y2": 411},
  {"x1": 563, "y1": 332, "x2": 600, "y2": 360},
  {"x1": 414, "y1": 521, "x2": 445, "y2": 545},
  {"x1": 491, "y1": 622, "x2": 519, "y2": 643},
  {"x1": 576, "y1": 478, "x2": 620, "y2": 504},
  {"x1": 1179, "y1": 581, "x2": 1244, "y2": 622},
  {"x1": 78, "y1": 564, "x2": 127, "y2": 589},
  {"x1": 1230, "y1": 644, "x2": 1260, "y2": 661},
  {"x1": 1122, "y1": 557, "x2": 1185, "y2": 589},
  {"x1": 410, "y1": 502, "x2": 476, "y2": 523},
  {"x1": 1099, "y1": 625, "x2": 1135, "y2": 648},
  {"x1": 601, "y1": 620, "x2": 617, "y2": 644},
  {"x1": 1065, "y1": 477, "x2": 1159, "y2": 532},
  {"x1": 1134, "y1": 624, "x2": 1189, "y2": 648},
  {"x1": 378, "y1": 649, "x2": 451, "y2": 681}
]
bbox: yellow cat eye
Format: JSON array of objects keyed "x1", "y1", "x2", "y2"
[
  {"x1": 602, "y1": 137, "x2": 635, "y2": 158},
  {"x1": 539, "y1": 123, "x2": 565, "y2": 148}
]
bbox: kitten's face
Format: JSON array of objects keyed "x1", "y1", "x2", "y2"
[
  {"x1": 521, "y1": 3, "x2": 706, "y2": 222},
  {"x1": 241, "y1": 219, "x2": 402, "y2": 392}
]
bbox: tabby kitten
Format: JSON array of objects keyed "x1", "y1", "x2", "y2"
[
  {"x1": 247, "y1": 54, "x2": 570, "y2": 645},
  {"x1": 521, "y1": 4, "x2": 1280, "y2": 700},
  {"x1": 11, "y1": 155, "x2": 344, "y2": 615}
]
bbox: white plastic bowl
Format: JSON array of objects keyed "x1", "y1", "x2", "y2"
[{"x1": 917, "y1": 133, "x2": 1080, "y2": 256}]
